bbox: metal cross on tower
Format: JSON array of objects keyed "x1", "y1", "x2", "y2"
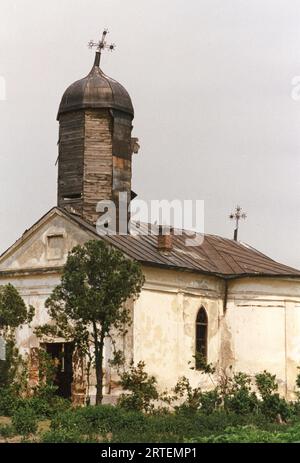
[
  {"x1": 88, "y1": 29, "x2": 116, "y2": 66},
  {"x1": 229, "y1": 205, "x2": 247, "y2": 241}
]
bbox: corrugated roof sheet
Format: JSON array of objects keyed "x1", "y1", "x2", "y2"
[{"x1": 63, "y1": 210, "x2": 300, "y2": 279}]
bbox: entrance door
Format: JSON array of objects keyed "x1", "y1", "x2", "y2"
[{"x1": 45, "y1": 342, "x2": 74, "y2": 399}]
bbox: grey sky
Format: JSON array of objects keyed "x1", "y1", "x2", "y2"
[{"x1": 1, "y1": 0, "x2": 300, "y2": 268}]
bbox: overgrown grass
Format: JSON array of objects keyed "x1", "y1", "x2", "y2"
[
  {"x1": 39, "y1": 405, "x2": 300, "y2": 443},
  {"x1": 186, "y1": 423, "x2": 300, "y2": 443},
  {"x1": 2, "y1": 364, "x2": 300, "y2": 443},
  {"x1": 1, "y1": 405, "x2": 300, "y2": 443}
]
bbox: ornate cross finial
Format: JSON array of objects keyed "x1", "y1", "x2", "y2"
[
  {"x1": 229, "y1": 205, "x2": 247, "y2": 241},
  {"x1": 88, "y1": 29, "x2": 116, "y2": 66}
]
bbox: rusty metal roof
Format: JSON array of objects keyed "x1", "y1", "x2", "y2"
[
  {"x1": 57, "y1": 62, "x2": 134, "y2": 119},
  {"x1": 63, "y1": 210, "x2": 300, "y2": 279}
]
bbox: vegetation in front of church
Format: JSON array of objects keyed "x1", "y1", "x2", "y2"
[
  {"x1": 2, "y1": 355, "x2": 300, "y2": 442},
  {"x1": 35, "y1": 240, "x2": 145, "y2": 405},
  {"x1": 0, "y1": 282, "x2": 71, "y2": 440},
  {"x1": 2, "y1": 243, "x2": 300, "y2": 442},
  {"x1": 39, "y1": 407, "x2": 300, "y2": 443},
  {"x1": 0, "y1": 283, "x2": 34, "y2": 393}
]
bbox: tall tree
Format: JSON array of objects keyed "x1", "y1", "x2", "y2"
[
  {"x1": 36, "y1": 240, "x2": 144, "y2": 405},
  {"x1": 0, "y1": 283, "x2": 35, "y2": 388}
]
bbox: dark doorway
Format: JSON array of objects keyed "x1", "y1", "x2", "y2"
[{"x1": 45, "y1": 342, "x2": 74, "y2": 399}]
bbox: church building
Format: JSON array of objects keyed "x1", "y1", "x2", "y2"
[{"x1": 1, "y1": 37, "x2": 300, "y2": 404}]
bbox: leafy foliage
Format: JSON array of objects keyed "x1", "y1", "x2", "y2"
[
  {"x1": 222, "y1": 372, "x2": 258, "y2": 414},
  {"x1": 255, "y1": 370, "x2": 291, "y2": 421},
  {"x1": 170, "y1": 376, "x2": 204, "y2": 412},
  {"x1": 41, "y1": 428, "x2": 91, "y2": 443},
  {"x1": 0, "y1": 284, "x2": 34, "y2": 393},
  {"x1": 191, "y1": 352, "x2": 216, "y2": 375},
  {"x1": 24, "y1": 394, "x2": 71, "y2": 420},
  {"x1": 0, "y1": 284, "x2": 34, "y2": 329},
  {"x1": 0, "y1": 424, "x2": 16, "y2": 439},
  {"x1": 12, "y1": 406, "x2": 38, "y2": 437},
  {"x1": 255, "y1": 370, "x2": 278, "y2": 398},
  {"x1": 35, "y1": 240, "x2": 144, "y2": 404},
  {"x1": 39, "y1": 405, "x2": 290, "y2": 443},
  {"x1": 0, "y1": 386, "x2": 21, "y2": 415},
  {"x1": 118, "y1": 361, "x2": 159, "y2": 413}
]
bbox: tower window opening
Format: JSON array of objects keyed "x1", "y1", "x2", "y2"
[{"x1": 63, "y1": 193, "x2": 82, "y2": 201}]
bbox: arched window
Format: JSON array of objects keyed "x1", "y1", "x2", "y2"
[{"x1": 195, "y1": 307, "x2": 208, "y2": 369}]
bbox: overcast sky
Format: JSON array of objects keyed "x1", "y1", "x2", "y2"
[{"x1": 1, "y1": 0, "x2": 300, "y2": 268}]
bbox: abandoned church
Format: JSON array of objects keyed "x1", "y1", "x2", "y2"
[{"x1": 1, "y1": 41, "x2": 300, "y2": 405}]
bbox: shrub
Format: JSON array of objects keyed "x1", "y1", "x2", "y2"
[
  {"x1": 103, "y1": 410, "x2": 277, "y2": 443},
  {"x1": 50, "y1": 409, "x2": 83, "y2": 433},
  {"x1": 41, "y1": 429, "x2": 90, "y2": 443},
  {"x1": 0, "y1": 386, "x2": 21, "y2": 416},
  {"x1": 255, "y1": 371, "x2": 278, "y2": 398},
  {"x1": 259, "y1": 394, "x2": 292, "y2": 422},
  {"x1": 223, "y1": 372, "x2": 258, "y2": 415},
  {"x1": 103, "y1": 412, "x2": 194, "y2": 443},
  {"x1": 12, "y1": 407, "x2": 38, "y2": 436},
  {"x1": 23, "y1": 395, "x2": 70, "y2": 419},
  {"x1": 101, "y1": 408, "x2": 146, "y2": 433},
  {"x1": 167, "y1": 376, "x2": 222, "y2": 414},
  {"x1": 118, "y1": 361, "x2": 159, "y2": 413},
  {"x1": 198, "y1": 389, "x2": 222, "y2": 414},
  {"x1": 44, "y1": 404, "x2": 291, "y2": 443},
  {"x1": 0, "y1": 424, "x2": 16, "y2": 439},
  {"x1": 255, "y1": 370, "x2": 291, "y2": 421},
  {"x1": 171, "y1": 376, "x2": 203, "y2": 412},
  {"x1": 51, "y1": 405, "x2": 146, "y2": 436},
  {"x1": 185, "y1": 425, "x2": 285, "y2": 443}
]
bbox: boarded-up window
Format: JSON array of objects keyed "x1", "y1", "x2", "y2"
[
  {"x1": 195, "y1": 307, "x2": 208, "y2": 369},
  {"x1": 47, "y1": 234, "x2": 64, "y2": 260}
]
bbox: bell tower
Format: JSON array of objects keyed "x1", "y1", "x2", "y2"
[{"x1": 56, "y1": 30, "x2": 138, "y2": 229}]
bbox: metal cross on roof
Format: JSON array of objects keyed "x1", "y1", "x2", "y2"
[
  {"x1": 229, "y1": 205, "x2": 247, "y2": 241},
  {"x1": 88, "y1": 29, "x2": 116, "y2": 66}
]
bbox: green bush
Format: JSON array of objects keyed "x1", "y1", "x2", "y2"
[
  {"x1": 105, "y1": 410, "x2": 279, "y2": 443},
  {"x1": 12, "y1": 407, "x2": 38, "y2": 436},
  {"x1": 0, "y1": 384, "x2": 71, "y2": 420},
  {"x1": 198, "y1": 389, "x2": 222, "y2": 414},
  {"x1": 102, "y1": 412, "x2": 194, "y2": 443},
  {"x1": 171, "y1": 376, "x2": 203, "y2": 412},
  {"x1": 255, "y1": 371, "x2": 278, "y2": 397},
  {"x1": 41, "y1": 429, "x2": 91, "y2": 443},
  {"x1": 255, "y1": 371, "x2": 292, "y2": 421},
  {"x1": 259, "y1": 394, "x2": 292, "y2": 421},
  {"x1": 221, "y1": 372, "x2": 258, "y2": 415},
  {"x1": 186, "y1": 423, "x2": 300, "y2": 443},
  {"x1": 118, "y1": 361, "x2": 159, "y2": 413},
  {"x1": 24, "y1": 395, "x2": 71, "y2": 419},
  {"x1": 50, "y1": 408, "x2": 86, "y2": 433},
  {"x1": 42, "y1": 404, "x2": 299, "y2": 443},
  {"x1": 51, "y1": 405, "x2": 146, "y2": 436},
  {"x1": 0, "y1": 424, "x2": 16, "y2": 438},
  {"x1": 185, "y1": 425, "x2": 284, "y2": 443},
  {"x1": 0, "y1": 387, "x2": 20, "y2": 416}
]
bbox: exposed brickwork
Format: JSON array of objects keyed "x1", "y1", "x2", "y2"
[{"x1": 28, "y1": 347, "x2": 40, "y2": 391}]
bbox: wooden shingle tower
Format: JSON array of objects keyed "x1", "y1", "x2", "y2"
[{"x1": 56, "y1": 31, "x2": 138, "y2": 228}]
